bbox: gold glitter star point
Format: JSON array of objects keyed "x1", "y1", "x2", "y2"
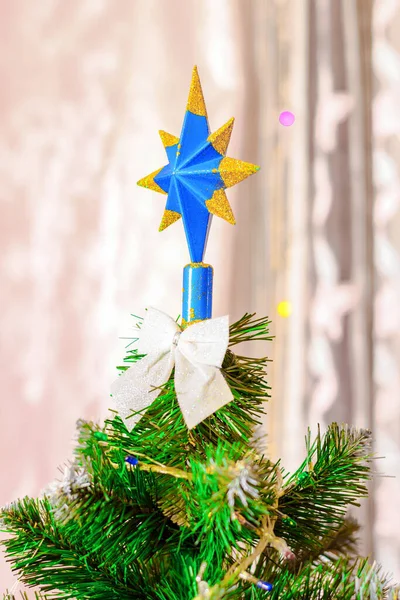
[
  {"x1": 208, "y1": 117, "x2": 235, "y2": 155},
  {"x1": 159, "y1": 130, "x2": 179, "y2": 148},
  {"x1": 186, "y1": 65, "x2": 207, "y2": 117},
  {"x1": 206, "y1": 189, "x2": 236, "y2": 225},
  {"x1": 159, "y1": 209, "x2": 182, "y2": 232},
  {"x1": 137, "y1": 167, "x2": 167, "y2": 194}
]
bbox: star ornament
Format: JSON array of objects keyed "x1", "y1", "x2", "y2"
[{"x1": 137, "y1": 66, "x2": 260, "y2": 263}]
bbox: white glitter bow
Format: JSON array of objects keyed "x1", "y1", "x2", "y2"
[{"x1": 111, "y1": 307, "x2": 233, "y2": 430}]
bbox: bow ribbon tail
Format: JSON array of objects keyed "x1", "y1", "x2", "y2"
[
  {"x1": 111, "y1": 350, "x2": 174, "y2": 431},
  {"x1": 174, "y1": 352, "x2": 233, "y2": 429}
]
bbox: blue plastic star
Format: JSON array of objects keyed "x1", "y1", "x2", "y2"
[{"x1": 138, "y1": 66, "x2": 260, "y2": 263}]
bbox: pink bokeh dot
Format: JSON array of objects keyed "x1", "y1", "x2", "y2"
[{"x1": 279, "y1": 111, "x2": 295, "y2": 126}]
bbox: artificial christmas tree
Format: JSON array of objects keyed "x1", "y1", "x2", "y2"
[{"x1": 1, "y1": 66, "x2": 398, "y2": 600}]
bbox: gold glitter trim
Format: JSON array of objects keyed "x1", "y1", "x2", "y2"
[
  {"x1": 137, "y1": 167, "x2": 167, "y2": 194},
  {"x1": 159, "y1": 130, "x2": 179, "y2": 148},
  {"x1": 186, "y1": 65, "x2": 207, "y2": 117},
  {"x1": 159, "y1": 209, "x2": 181, "y2": 231},
  {"x1": 206, "y1": 189, "x2": 235, "y2": 224},
  {"x1": 181, "y1": 318, "x2": 209, "y2": 329},
  {"x1": 208, "y1": 117, "x2": 234, "y2": 155},
  {"x1": 219, "y1": 157, "x2": 260, "y2": 188},
  {"x1": 185, "y1": 262, "x2": 213, "y2": 270}
]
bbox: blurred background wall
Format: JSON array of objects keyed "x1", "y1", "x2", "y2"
[{"x1": 0, "y1": 0, "x2": 399, "y2": 589}]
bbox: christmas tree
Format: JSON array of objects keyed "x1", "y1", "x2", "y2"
[{"x1": 1, "y1": 66, "x2": 398, "y2": 600}]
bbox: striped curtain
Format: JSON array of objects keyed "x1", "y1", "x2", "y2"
[{"x1": 231, "y1": 0, "x2": 399, "y2": 577}]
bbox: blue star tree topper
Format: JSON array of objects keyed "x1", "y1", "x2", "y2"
[{"x1": 137, "y1": 66, "x2": 260, "y2": 323}]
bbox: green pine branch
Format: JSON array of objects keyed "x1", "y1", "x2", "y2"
[
  {"x1": 2, "y1": 313, "x2": 396, "y2": 600},
  {"x1": 189, "y1": 558, "x2": 397, "y2": 600},
  {"x1": 0, "y1": 456, "x2": 192, "y2": 598},
  {"x1": 264, "y1": 558, "x2": 395, "y2": 600},
  {"x1": 276, "y1": 424, "x2": 373, "y2": 554},
  {"x1": 1, "y1": 497, "x2": 147, "y2": 598},
  {"x1": 285, "y1": 517, "x2": 360, "y2": 573},
  {"x1": 69, "y1": 421, "x2": 375, "y2": 596}
]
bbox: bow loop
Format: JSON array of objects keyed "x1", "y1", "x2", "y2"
[
  {"x1": 137, "y1": 307, "x2": 180, "y2": 355},
  {"x1": 111, "y1": 308, "x2": 233, "y2": 431}
]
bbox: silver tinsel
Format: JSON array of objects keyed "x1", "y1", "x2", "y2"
[
  {"x1": 225, "y1": 460, "x2": 259, "y2": 508},
  {"x1": 41, "y1": 461, "x2": 91, "y2": 521}
]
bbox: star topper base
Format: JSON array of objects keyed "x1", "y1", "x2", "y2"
[{"x1": 182, "y1": 263, "x2": 213, "y2": 327}]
